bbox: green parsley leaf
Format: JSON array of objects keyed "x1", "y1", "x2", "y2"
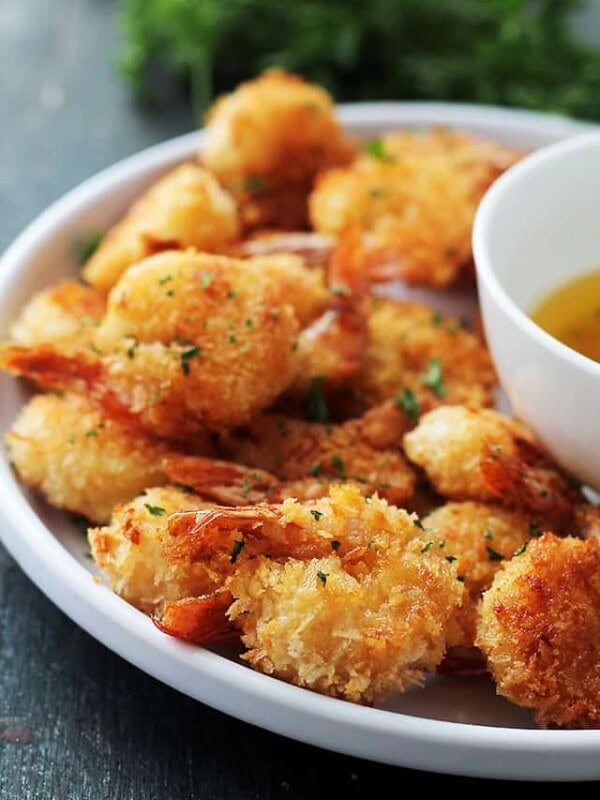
[
  {"x1": 304, "y1": 375, "x2": 329, "y2": 422},
  {"x1": 395, "y1": 387, "x2": 421, "y2": 424},
  {"x1": 486, "y1": 546, "x2": 503, "y2": 561},
  {"x1": 421, "y1": 541, "x2": 434, "y2": 553},
  {"x1": 413, "y1": 518, "x2": 425, "y2": 530},
  {"x1": 230, "y1": 539, "x2": 245, "y2": 564},
  {"x1": 513, "y1": 541, "x2": 529, "y2": 557},
  {"x1": 158, "y1": 274, "x2": 172, "y2": 285},
  {"x1": 364, "y1": 138, "x2": 395, "y2": 162},
  {"x1": 445, "y1": 555, "x2": 457, "y2": 563},
  {"x1": 243, "y1": 176, "x2": 266, "y2": 193},
  {"x1": 432, "y1": 310, "x2": 443, "y2": 326},
  {"x1": 331, "y1": 454, "x2": 346, "y2": 480},
  {"x1": 529, "y1": 523, "x2": 543, "y2": 538},
  {"x1": 308, "y1": 461, "x2": 323, "y2": 478},
  {"x1": 180, "y1": 346, "x2": 202, "y2": 375},
  {"x1": 310, "y1": 510, "x2": 324, "y2": 521},
  {"x1": 316, "y1": 570, "x2": 328, "y2": 586},
  {"x1": 227, "y1": 289, "x2": 238, "y2": 299},
  {"x1": 331, "y1": 540, "x2": 341, "y2": 551},
  {"x1": 484, "y1": 529, "x2": 494, "y2": 540},
  {"x1": 144, "y1": 504, "x2": 166, "y2": 516},
  {"x1": 420, "y1": 358, "x2": 447, "y2": 397},
  {"x1": 173, "y1": 483, "x2": 195, "y2": 494},
  {"x1": 73, "y1": 231, "x2": 103, "y2": 265},
  {"x1": 199, "y1": 271, "x2": 214, "y2": 289}
]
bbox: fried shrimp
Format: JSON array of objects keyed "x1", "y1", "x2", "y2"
[
  {"x1": 163, "y1": 484, "x2": 464, "y2": 703},
  {"x1": 1, "y1": 251, "x2": 300, "y2": 438},
  {"x1": 356, "y1": 298, "x2": 496, "y2": 409},
  {"x1": 310, "y1": 127, "x2": 521, "y2": 287},
  {"x1": 82, "y1": 163, "x2": 239, "y2": 292},
  {"x1": 202, "y1": 70, "x2": 355, "y2": 231},
  {"x1": 10, "y1": 280, "x2": 105, "y2": 351},
  {"x1": 89, "y1": 486, "x2": 215, "y2": 613},
  {"x1": 423, "y1": 502, "x2": 536, "y2": 647},
  {"x1": 6, "y1": 393, "x2": 170, "y2": 524},
  {"x1": 403, "y1": 406, "x2": 583, "y2": 529},
  {"x1": 477, "y1": 534, "x2": 600, "y2": 728}
]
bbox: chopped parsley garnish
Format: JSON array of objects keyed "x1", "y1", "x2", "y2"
[
  {"x1": 432, "y1": 310, "x2": 443, "y2": 326},
  {"x1": 304, "y1": 375, "x2": 329, "y2": 422},
  {"x1": 331, "y1": 455, "x2": 346, "y2": 480},
  {"x1": 437, "y1": 539, "x2": 446, "y2": 549},
  {"x1": 528, "y1": 523, "x2": 543, "y2": 538},
  {"x1": 413, "y1": 518, "x2": 425, "y2": 530},
  {"x1": 144, "y1": 504, "x2": 166, "y2": 516},
  {"x1": 245, "y1": 318, "x2": 253, "y2": 329},
  {"x1": 85, "y1": 428, "x2": 98, "y2": 438},
  {"x1": 228, "y1": 334, "x2": 237, "y2": 344},
  {"x1": 126, "y1": 338, "x2": 137, "y2": 359},
  {"x1": 331, "y1": 540, "x2": 341, "y2": 551},
  {"x1": 484, "y1": 529, "x2": 494, "y2": 540},
  {"x1": 241, "y1": 475, "x2": 252, "y2": 494},
  {"x1": 308, "y1": 461, "x2": 323, "y2": 478},
  {"x1": 457, "y1": 575, "x2": 465, "y2": 583},
  {"x1": 330, "y1": 283, "x2": 350, "y2": 297},
  {"x1": 420, "y1": 358, "x2": 447, "y2": 397},
  {"x1": 513, "y1": 541, "x2": 529, "y2": 557},
  {"x1": 243, "y1": 176, "x2": 266, "y2": 193},
  {"x1": 173, "y1": 483, "x2": 195, "y2": 494},
  {"x1": 539, "y1": 488, "x2": 550, "y2": 498},
  {"x1": 316, "y1": 570, "x2": 328, "y2": 586},
  {"x1": 180, "y1": 346, "x2": 202, "y2": 375},
  {"x1": 421, "y1": 541, "x2": 434, "y2": 553},
  {"x1": 71, "y1": 515, "x2": 89, "y2": 535},
  {"x1": 158, "y1": 274, "x2": 172, "y2": 285},
  {"x1": 486, "y1": 546, "x2": 503, "y2": 561},
  {"x1": 164, "y1": 289, "x2": 174, "y2": 297},
  {"x1": 230, "y1": 539, "x2": 245, "y2": 564},
  {"x1": 74, "y1": 231, "x2": 103, "y2": 265},
  {"x1": 199, "y1": 271, "x2": 214, "y2": 289},
  {"x1": 364, "y1": 138, "x2": 395, "y2": 162},
  {"x1": 395, "y1": 387, "x2": 421, "y2": 424},
  {"x1": 445, "y1": 555, "x2": 457, "y2": 563},
  {"x1": 310, "y1": 510, "x2": 324, "y2": 521},
  {"x1": 227, "y1": 289, "x2": 238, "y2": 299}
]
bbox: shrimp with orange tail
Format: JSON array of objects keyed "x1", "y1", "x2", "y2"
[
  {"x1": 161, "y1": 484, "x2": 464, "y2": 704},
  {"x1": 165, "y1": 401, "x2": 416, "y2": 507},
  {"x1": 403, "y1": 406, "x2": 585, "y2": 531}
]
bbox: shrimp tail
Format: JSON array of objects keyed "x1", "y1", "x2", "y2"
[{"x1": 152, "y1": 590, "x2": 237, "y2": 645}]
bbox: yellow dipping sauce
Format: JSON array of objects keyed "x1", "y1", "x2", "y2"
[{"x1": 531, "y1": 269, "x2": 600, "y2": 362}]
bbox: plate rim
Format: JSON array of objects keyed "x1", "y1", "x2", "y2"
[{"x1": 1, "y1": 101, "x2": 599, "y2": 781}]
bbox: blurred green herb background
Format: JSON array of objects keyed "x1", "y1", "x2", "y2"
[{"x1": 120, "y1": 0, "x2": 600, "y2": 119}]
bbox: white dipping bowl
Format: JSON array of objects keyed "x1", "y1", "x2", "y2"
[{"x1": 474, "y1": 132, "x2": 600, "y2": 490}]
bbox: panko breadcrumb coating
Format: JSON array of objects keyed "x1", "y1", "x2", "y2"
[
  {"x1": 222, "y1": 486, "x2": 463, "y2": 703},
  {"x1": 357, "y1": 298, "x2": 496, "y2": 409},
  {"x1": 310, "y1": 127, "x2": 521, "y2": 287},
  {"x1": 403, "y1": 406, "x2": 583, "y2": 529},
  {"x1": 89, "y1": 486, "x2": 214, "y2": 613},
  {"x1": 423, "y1": 501, "x2": 535, "y2": 646},
  {"x1": 10, "y1": 281, "x2": 105, "y2": 351},
  {"x1": 6, "y1": 393, "x2": 169, "y2": 524},
  {"x1": 2, "y1": 250, "x2": 300, "y2": 438},
  {"x1": 477, "y1": 534, "x2": 600, "y2": 728},
  {"x1": 202, "y1": 70, "x2": 355, "y2": 230},
  {"x1": 82, "y1": 163, "x2": 239, "y2": 292}
]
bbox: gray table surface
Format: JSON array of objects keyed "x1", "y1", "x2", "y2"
[{"x1": 0, "y1": 1, "x2": 578, "y2": 796}]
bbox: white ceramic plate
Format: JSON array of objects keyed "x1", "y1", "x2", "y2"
[{"x1": 0, "y1": 103, "x2": 598, "y2": 782}]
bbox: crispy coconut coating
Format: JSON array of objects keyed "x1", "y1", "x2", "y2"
[
  {"x1": 403, "y1": 406, "x2": 583, "y2": 530},
  {"x1": 202, "y1": 69, "x2": 355, "y2": 230},
  {"x1": 6, "y1": 393, "x2": 169, "y2": 524},
  {"x1": 357, "y1": 298, "x2": 496, "y2": 409},
  {"x1": 82, "y1": 163, "x2": 239, "y2": 292},
  {"x1": 89, "y1": 486, "x2": 214, "y2": 613},
  {"x1": 310, "y1": 127, "x2": 521, "y2": 287},
  {"x1": 224, "y1": 486, "x2": 464, "y2": 703},
  {"x1": 477, "y1": 535, "x2": 600, "y2": 728},
  {"x1": 10, "y1": 280, "x2": 105, "y2": 350},
  {"x1": 423, "y1": 501, "x2": 536, "y2": 646}
]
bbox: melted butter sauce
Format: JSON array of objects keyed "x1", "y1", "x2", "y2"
[{"x1": 531, "y1": 269, "x2": 600, "y2": 363}]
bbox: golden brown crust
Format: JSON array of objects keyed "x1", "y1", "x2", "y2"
[{"x1": 477, "y1": 535, "x2": 600, "y2": 728}]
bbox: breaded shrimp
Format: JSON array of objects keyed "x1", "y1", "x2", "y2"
[
  {"x1": 234, "y1": 231, "x2": 335, "y2": 269},
  {"x1": 6, "y1": 393, "x2": 170, "y2": 524},
  {"x1": 89, "y1": 486, "x2": 215, "y2": 613},
  {"x1": 356, "y1": 298, "x2": 496, "y2": 410},
  {"x1": 403, "y1": 406, "x2": 583, "y2": 529},
  {"x1": 10, "y1": 280, "x2": 105, "y2": 351},
  {"x1": 82, "y1": 163, "x2": 239, "y2": 292},
  {"x1": 423, "y1": 501, "x2": 536, "y2": 647},
  {"x1": 576, "y1": 503, "x2": 600, "y2": 541},
  {"x1": 202, "y1": 70, "x2": 355, "y2": 231},
  {"x1": 162, "y1": 484, "x2": 464, "y2": 703},
  {"x1": 1, "y1": 251, "x2": 300, "y2": 438},
  {"x1": 477, "y1": 534, "x2": 600, "y2": 728},
  {"x1": 310, "y1": 127, "x2": 521, "y2": 287}
]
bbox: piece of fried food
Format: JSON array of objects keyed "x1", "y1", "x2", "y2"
[
  {"x1": 10, "y1": 280, "x2": 105, "y2": 350},
  {"x1": 82, "y1": 163, "x2": 239, "y2": 292},
  {"x1": 202, "y1": 69, "x2": 355, "y2": 230},
  {"x1": 403, "y1": 406, "x2": 583, "y2": 530},
  {"x1": 356, "y1": 298, "x2": 496, "y2": 410},
  {"x1": 89, "y1": 486, "x2": 214, "y2": 613},
  {"x1": 423, "y1": 501, "x2": 535, "y2": 647},
  {"x1": 310, "y1": 127, "x2": 521, "y2": 287},
  {"x1": 6, "y1": 393, "x2": 170, "y2": 524},
  {"x1": 162, "y1": 483, "x2": 463, "y2": 703},
  {"x1": 2, "y1": 251, "x2": 300, "y2": 439},
  {"x1": 477, "y1": 534, "x2": 600, "y2": 728}
]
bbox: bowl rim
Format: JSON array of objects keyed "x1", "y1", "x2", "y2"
[
  {"x1": 473, "y1": 130, "x2": 600, "y2": 378},
  {"x1": 1, "y1": 102, "x2": 600, "y2": 780}
]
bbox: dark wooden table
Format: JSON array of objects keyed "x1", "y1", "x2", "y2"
[{"x1": 0, "y1": 2, "x2": 567, "y2": 795}]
